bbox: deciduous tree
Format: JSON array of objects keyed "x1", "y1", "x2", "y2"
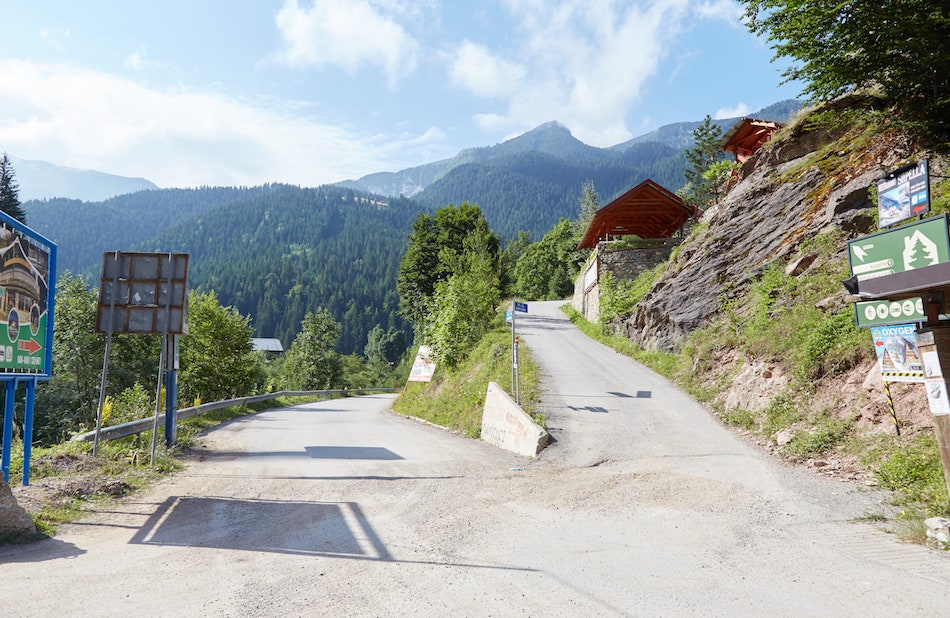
[
  {"x1": 279, "y1": 308, "x2": 343, "y2": 390},
  {"x1": 741, "y1": 0, "x2": 950, "y2": 145},
  {"x1": 179, "y1": 290, "x2": 261, "y2": 403}
]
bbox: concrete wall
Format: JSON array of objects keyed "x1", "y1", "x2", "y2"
[{"x1": 481, "y1": 382, "x2": 549, "y2": 457}]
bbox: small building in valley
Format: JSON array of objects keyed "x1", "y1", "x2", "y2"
[
  {"x1": 573, "y1": 179, "x2": 695, "y2": 323},
  {"x1": 251, "y1": 337, "x2": 284, "y2": 354}
]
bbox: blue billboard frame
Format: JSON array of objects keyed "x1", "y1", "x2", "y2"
[
  {"x1": 0, "y1": 210, "x2": 56, "y2": 378},
  {"x1": 0, "y1": 210, "x2": 57, "y2": 485}
]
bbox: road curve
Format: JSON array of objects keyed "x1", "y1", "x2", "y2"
[{"x1": 2, "y1": 301, "x2": 950, "y2": 616}]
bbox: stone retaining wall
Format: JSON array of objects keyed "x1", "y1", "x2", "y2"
[{"x1": 573, "y1": 239, "x2": 682, "y2": 323}]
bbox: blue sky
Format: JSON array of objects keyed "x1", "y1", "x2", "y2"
[{"x1": 0, "y1": 1, "x2": 802, "y2": 189}]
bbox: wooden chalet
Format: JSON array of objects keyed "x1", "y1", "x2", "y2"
[
  {"x1": 718, "y1": 118, "x2": 783, "y2": 164},
  {"x1": 577, "y1": 179, "x2": 695, "y2": 250},
  {"x1": 572, "y1": 179, "x2": 695, "y2": 322}
]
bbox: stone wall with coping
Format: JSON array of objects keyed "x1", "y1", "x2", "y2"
[{"x1": 572, "y1": 239, "x2": 683, "y2": 323}]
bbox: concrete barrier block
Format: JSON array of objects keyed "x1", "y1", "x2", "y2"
[{"x1": 481, "y1": 382, "x2": 549, "y2": 457}]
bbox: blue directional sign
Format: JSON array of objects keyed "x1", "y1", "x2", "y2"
[{"x1": 514, "y1": 301, "x2": 528, "y2": 313}]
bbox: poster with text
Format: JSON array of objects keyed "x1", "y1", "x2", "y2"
[{"x1": 0, "y1": 215, "x2": 56, "y2": 376}]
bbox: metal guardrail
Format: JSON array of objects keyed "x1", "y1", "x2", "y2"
[{"x1": 71, "y1": 388, "x2": 400, "y2": 443}]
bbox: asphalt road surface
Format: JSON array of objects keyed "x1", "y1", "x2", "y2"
[{"x1": 3, "y1": 300, "x2": 950, "y2": 616}]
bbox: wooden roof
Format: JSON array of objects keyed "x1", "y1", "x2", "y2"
[
  {"x1": 718, "y1": 118, "x2": 783, "y2": 163},
  {"x1": 577, "y1": 179, "x2": 694, "y2": 250}
]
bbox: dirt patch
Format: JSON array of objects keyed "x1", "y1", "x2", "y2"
[{"x1": 10, "y1": 452, "x2": 140, "y2": 518}]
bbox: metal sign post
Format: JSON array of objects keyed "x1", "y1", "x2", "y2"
[
  {"x1": 511, "y1": 301, "x2": 528, "y2": 405},
  {"x1": 94, "y1": 252, "x2": 189, "y2": 463}
]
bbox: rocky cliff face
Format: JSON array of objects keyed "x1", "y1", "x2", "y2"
[{"x1": 623, "y1": 105, "x2": 947, "y2": 353}]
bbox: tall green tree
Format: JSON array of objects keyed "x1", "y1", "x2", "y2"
[
  {"x1": 34, "y1": 273, "x2": 103, "y2": 443},
  {"x1": 576, "y1": 179, "x2": 599, "y2": 236},
  {"x1": 0, "y1": 153, "x2": 26, "y2": 224},
  {"x1": 397, "y1": 202, "x2": 500, "y2": 334},
  {"x1": 279, "y1": 308, "x2": 343, "y2": 390},
  {"x1": 741, "y1": 0, "x2": 950, "y2": 145},
  {"x1": 427, "y1": 251, "x2": 501, "y2": 368},
  {"x1": 364, "y1": 324, "x2": 405, "y2": 368},
  {"x1": 680, "y1": 115, "x2": 726, "y2": 211},
  {"x1": 513, "y1": 219, "x2": 585, "y2": 300},
  {"x1": 179, "y1": 290, "x2": 261, "y2": 404}
]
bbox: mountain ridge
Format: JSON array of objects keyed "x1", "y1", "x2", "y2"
[
  {"x1": 10, "y1": 155, "x2": 159, "y2": 202},
  {"x1": 339, "y1": 99, "x2": 803, "y2": 199}
]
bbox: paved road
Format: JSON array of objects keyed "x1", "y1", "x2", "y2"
[{"x1": 3, "y1": 300, "x2": 950, "y2": 616}]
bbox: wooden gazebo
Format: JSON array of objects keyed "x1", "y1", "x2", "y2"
[
  {"x1": 577, "y1": 179, "x2": 695, "y2": 250},
  {"x1": 718, "y1": 118, "x2": 783, "y2": 164}
]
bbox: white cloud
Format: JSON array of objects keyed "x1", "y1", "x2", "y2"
[
  {"x1": 38, "y1": 27, "x2": 69, "y2": 50},
  {"x1": 695, "y1": 0, "x2": 743, "y2": 24},
  {"x1": 272, "y1": 0, "x2": 419, "y2": 85},
  {"x1": 453, "y1": 0, "x2": 692, "y2": 146},
  {"x1": 0, "y1": 60, "x2": 424, "y2": 187},
  {"x1": 123, "y1": 46, "x2": 157, "y2": 71},
  {"x1": 448, "y1": 41, "x2": 526, "y2": 99},
  {"x1": 714, "y1": 102, "x2": 750, "y2": 118}
]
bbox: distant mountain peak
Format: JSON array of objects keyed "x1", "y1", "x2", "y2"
[
  {"x1": 530, "y1": 120, "x2": 571, "y2": 133},
  {"x1": 11, "y1": 155, "x2": 159, "y2": 202}
]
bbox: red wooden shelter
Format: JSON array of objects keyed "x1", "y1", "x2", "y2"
[
  {"x1": 718, "y1": 118, "x2": 783, "y2": 164},
  {"x1": 577, "y1": 179, "x2": 695, "y2": 250}
]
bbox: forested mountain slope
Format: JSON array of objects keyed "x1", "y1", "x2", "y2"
[
  {"x1": 24, "y1": 185, "x2": 283, "y2": 278},
  {"x1": 141, "y1": 186, "x2": 417, "y2": 353},
  {"x1": 341, "y1": 101, "x2": 802, "y2": 240},
  {"x1": 24, "y1": 185, "x2": 421, "y2": 355},
  {"x1": 415, "y1": 141, "x2": 684, "y2": 240}
]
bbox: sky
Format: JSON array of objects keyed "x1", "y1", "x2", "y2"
[{"x1": 0, "y1": 1, "x2": 803, "y2": 189}]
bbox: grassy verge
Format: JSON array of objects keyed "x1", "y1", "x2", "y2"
[{"x1": 392, "y1": 323, "x2": 542, "y2": 438}]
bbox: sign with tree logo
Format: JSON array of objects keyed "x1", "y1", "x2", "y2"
[
  {"x1": 0, "y1": 213, "x2": 56, "y2": 376},
  {"x1": 848, "y1": 215, "x2": 950, "y2": 281}
]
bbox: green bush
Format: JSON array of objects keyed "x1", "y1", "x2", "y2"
[
  {"x1": 872, "y1": 434, "x2": 950, "y2": 515},
  {"x1": 786, "y1": 416, "x2": 852, "y2": 459}
]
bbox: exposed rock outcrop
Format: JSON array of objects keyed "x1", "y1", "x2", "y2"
[
  {"x1": 625, "y1": 115, "x2": 943, "y2": 352},
  {"x1": 0, "y1": 478, "x2": 36, "y2": 539}
]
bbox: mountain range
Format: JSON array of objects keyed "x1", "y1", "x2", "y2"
[
  {"x1": 337, "y1": 99, "x2": 802, "y2": 203},
  {"x1": 19, "y1": 100, "x2": 802, "y2": 353},
  {"x1": 10, "y1": 155, "x2": 159, "y2": 202}
]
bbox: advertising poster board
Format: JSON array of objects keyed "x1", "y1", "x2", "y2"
[
  {"x1": 0, "y1": 213, "x2": 56, "y2": 377},
  {"x1": 407, "y1": 345, "x2": 436, "y2": 383},
  {"x1": 871, "y1": 324, "x2": 924, "y2": 383},
  {"x1": 878, "y1": 159, "x2": 930, "y2": 227}
]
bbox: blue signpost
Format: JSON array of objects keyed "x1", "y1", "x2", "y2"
[
  {"x1": 510, "y1": 301, "x2": 528, "y2": 404},
  {"x1": 0, "y1": 211, "x2": 57, "y2": 486}
]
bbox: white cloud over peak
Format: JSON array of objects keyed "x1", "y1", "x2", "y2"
[
  {"x1": 714, "y1": 102, "x2": 751, "y2": 118},
  {"x1": 448, "y1": 41, "x2": 526, "y2": 99},
  {"x1": 457, "y1": 0, "x2": 692, "y2": 146},
  {"x1": 273, "y1": 0, "x2": 419, "y2": 85}
]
